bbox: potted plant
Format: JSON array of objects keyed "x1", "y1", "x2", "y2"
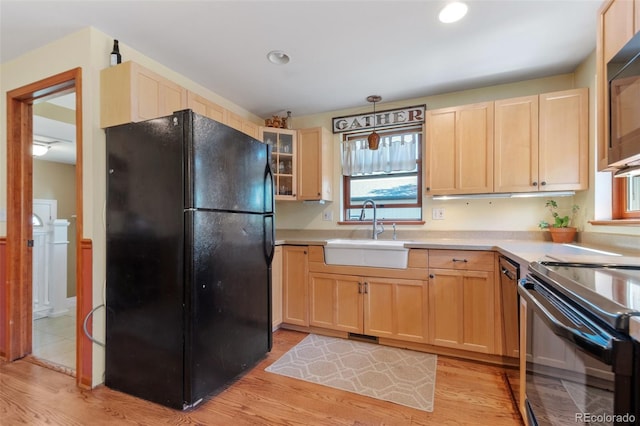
[{"x1": 538, "y1": 199, "x2": 580, "y2": 243}]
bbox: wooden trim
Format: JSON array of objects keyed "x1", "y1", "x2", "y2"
[
  {"x1": 77, "y1": 239, "x2": 93, "y2": 388},
  {"x1": 0, "y1": 237, "x2": 6, "y2": 360},
  {"x1": 589, "y1": 219, "x2": 640, "y2": 226},
  {"x1": 612, "y1": 175, "x2": 640, "y2": 219},
  {"x1": 5, "y1": 68, "x2": 88, "y2": 387}
]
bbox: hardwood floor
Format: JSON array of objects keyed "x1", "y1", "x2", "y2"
[{"x1": 0, "y1": 329, "x2": 523, "y2": 425}]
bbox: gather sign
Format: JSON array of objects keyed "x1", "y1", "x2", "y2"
[{"x1": 332, "y1": 105, "x2": 426, "y2": 134}]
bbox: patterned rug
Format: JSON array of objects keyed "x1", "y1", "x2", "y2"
[{"x1": 265, "y1": 334, "x2": 437, "y2": 412}]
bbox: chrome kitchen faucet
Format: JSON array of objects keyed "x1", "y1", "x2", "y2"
[{"x1": 360, "y1": 199, "x2": 384, "y2": 239}]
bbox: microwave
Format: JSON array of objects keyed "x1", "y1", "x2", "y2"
[{"x1": 607, "y1": 32, "x2": 640, "y2": 169}]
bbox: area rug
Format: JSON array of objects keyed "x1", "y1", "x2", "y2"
[{"x1": 265, "y1": 334, "x2": 437, "y2": 412}]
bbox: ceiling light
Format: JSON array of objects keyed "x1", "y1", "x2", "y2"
[
  {"x1": 32, "y1": 143, "x2": 50, "y2": 157},
  {"x1": 439, "y1": 2, "x2": 468, "y2": 23},
  {"x1": 367, "y1": 95, "x2": 381, "y2": 150},
  {"x1": 267, "y1": 50, "x2": 290, "y2": 65}
]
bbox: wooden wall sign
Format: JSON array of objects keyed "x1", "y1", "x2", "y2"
[{"x1": 332, "y1": 104, "x2": 426, "y2": 134}]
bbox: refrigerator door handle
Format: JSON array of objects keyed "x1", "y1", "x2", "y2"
[
  {"x1": 264, "y1": 153, "x2": 274, "y2": 214},
  {"x1": 264, "y1": 214, "x2": 275, "y2": 265}
]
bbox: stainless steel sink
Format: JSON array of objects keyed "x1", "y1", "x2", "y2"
[{"x1": 323, "y1": 239, "x2": 410, "y2": 269}]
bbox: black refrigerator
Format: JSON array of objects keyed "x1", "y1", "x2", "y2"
[{"x1": 104, "y1": 109, "x2": 274, "y2": 410}]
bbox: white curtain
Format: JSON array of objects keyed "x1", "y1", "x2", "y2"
[{"x1": 341, "y1": 133, "x2": 418, "y2": 176}]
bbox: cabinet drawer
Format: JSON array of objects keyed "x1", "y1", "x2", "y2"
[{"x1": 429, "y1": 250, "x2": 494, "y2": 271}]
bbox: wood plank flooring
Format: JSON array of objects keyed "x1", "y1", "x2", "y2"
[{"x1": 0, "y1": 329, "x2": 523, "y2": 425}]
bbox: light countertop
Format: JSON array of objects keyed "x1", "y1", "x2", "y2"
[{"x1": 275, "y1": 237, "x2": 640, "y2": 268}]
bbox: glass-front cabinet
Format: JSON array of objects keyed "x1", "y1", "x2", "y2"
[{"x1": 261, "y1": 128, "x2": 297, "y2": 200}]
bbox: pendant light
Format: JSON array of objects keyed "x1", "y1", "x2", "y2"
[{"x1": 367, "y1": 95, "x2": 381, "y2": 150}]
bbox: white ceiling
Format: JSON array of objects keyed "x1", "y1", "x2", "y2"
[{"x1": 1, "y1": 0, "x2": 603, "y2": 121}]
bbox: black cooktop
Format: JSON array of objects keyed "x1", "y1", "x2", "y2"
[{"x1": 529, "y1": 261, "x2": 640, "y2": 334}]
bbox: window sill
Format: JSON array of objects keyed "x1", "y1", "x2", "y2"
[
  {"x1": 589, "y1": 219, "x2": 640, "y2": 226},
  {"x1": 338, "y1": 220, "x2": 426, "y2": 226}
]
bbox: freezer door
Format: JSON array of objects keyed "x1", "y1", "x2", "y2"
[
  {"x1": 185, "y1": 112, "x2": 272, "y2": 214},
  {"x1": 185, "y1": 210, "x2": 271, "y2": 403}
]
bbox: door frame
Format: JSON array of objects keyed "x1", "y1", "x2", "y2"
[{"x1": 4, "y1": 67, "x2": 91, "y2": 386}]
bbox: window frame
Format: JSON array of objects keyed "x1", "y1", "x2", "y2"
[
  {"x1": 612, "y1": 174, "x2": 640, "y2": 219},
  {"x1": 341, "y1": 126, "x2": 423, "y2": 224}
]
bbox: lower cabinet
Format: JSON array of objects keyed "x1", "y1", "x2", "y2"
[
  {"x1": 428, "y1": 250, "x2": 497, "y2": 354},
  {"x1": 282, "y1": 246, "x2": 309, "y2": 327},
  {"x1": 309, "y1": 272, "x2": 428, "y2": 343}
]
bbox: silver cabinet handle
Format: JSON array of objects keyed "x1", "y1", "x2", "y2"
[{"x1": 452, "y1": 258, "x2": 468, "y2": 263}]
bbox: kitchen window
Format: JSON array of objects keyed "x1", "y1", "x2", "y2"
[
  {"x1": 341, "y1": 126, "x2": 422, "y2": 223},
  {"x1": 613, "y1": 175, "x2": 640, "y2": 219}
]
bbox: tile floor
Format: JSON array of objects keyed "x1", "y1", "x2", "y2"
[{"x1": 32, "y1": 310, "x2": 76, "y2": 370}]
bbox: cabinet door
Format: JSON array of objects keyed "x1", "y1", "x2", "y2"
[
  {"x1": 135, "y1": 65, "x2": 186, "y2": 121},
  {"x1": 603, "y1": 0, "x2": 635, "y2": 63},
  {"x1": 261, "y1": 128, "x2": 297, "y2": 200},
  {"x1": 297, "y1": 127, "x2": 333, "y2": 201},
  {"x1": 636, "y1": 0, "x2": 640, "y2": 34},
  {"x1": 429, "y1": 269, "x2": 495, "y2": 354},
  {"x1": 282, "y1": 246, "x2": 308, "y2": 326},
  {"x1": 272, "y1": 246, "x2": 283, "y2": 329},
  {"x1": 186, "y1": 91, "x2": 226, "y2": 123},
  {"x1": 457, "y1": 102, "x2": 494, "y2": 194},
  {"x1": 309, "y1": 273, "x2": 362, "y2": 333},
  {"x1": 425, "y1": 108, "x2": 456, "y2": 194},
  {"x1": 364, "y1": 277, "x2": 428, "y2": 343},
  {"x1": 494, "y1": 95, "x2": 539, "y2": 193},
  {"x1": 539, "y1": 88, "x2": 588, "y2": 191},
  {"x1": 425, "y1": 102, "x2": 493, "y2": 195}
]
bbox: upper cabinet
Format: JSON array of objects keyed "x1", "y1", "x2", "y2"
[
  {"x1": 597, "y1": 0, "x2": 640, "y2": 170},
  {"x1": 603, "y1": 0, "x2": 636, "y2": 63},
  {"x1": 297, "y1": 127, "x2": 334, "y2": 201},
  {"x1": 494, "y1": 95, "x2": 539, "y2": 193},
  {"x1": 261, "y1": 127, "x2": 297, "y2": 200},
  {"x1": 427, "y1": 88, "x2": 588, "y2": 196},
  {"x1": 101, "y1": 61, "x2": 187, "y2": 128},
  {"x1": 538, "y1": 89, "x2": 589, "y2": 191},
  {"x1": 494, "y1": 89, "x2": 588, "y2": 193},
  {"x1": 261, "y1": 126, "x2": 334, "y2": 202},
  {"x1": 425, "y1": 102, "x2": 494, "y2": 195},
  {"x1": 186, "y1": 90, "x2": 226, "y2": 123},
  {"x1": 101, "y1": 61, "x2": 260, "y2": 139}
]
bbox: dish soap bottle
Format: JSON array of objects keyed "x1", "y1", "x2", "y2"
[{"x1": 110, "y1": 40, "x2": 121, "y2": 66}]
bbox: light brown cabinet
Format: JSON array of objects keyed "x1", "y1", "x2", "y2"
[
  {"x1": 494, "y1": 95, "x2": 539, "y2": 193},
  {"x1": 425, "y1": 102, "x2": 494, "y2": 195},
  {"x1": 494, "y1": 88, "x2": 588, "y2": 192},
  {"x1": 428, "y1": 250, "x2": 496, "y2": 354},
  {"x1": 100, "y1": 61, "x2": 187, "y2": 128},
  {"x1": 271, "y1": 246, "x2": 283, "y2": 330},
  {"x1": 297, "y1": 127, "x2": 334, "y2": 201},
  {"x1": 282, "y1": 246, "x2": 308, "y2": 326},
  {"x1": 309, "y1": 272, "x2": 428, "y2": 343},
  {"x1": 597, "y1": 0, "x2": 640, "y2": 170},
  {"x1": 261, "y1": 128, "x2": 297, "y2": 200},
  {"x1": 186, "y1": 90, "x2": 226, "y2": 123},
  {"x1": 227, "y1": 111, "x2": 260, "y2": 139}
]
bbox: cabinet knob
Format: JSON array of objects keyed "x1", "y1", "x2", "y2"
[
  {"x1": 532, "y1": 181, "x2": 538, "y2": 186},
  {"x1": 540, "y1": 181, "x2": 547, "y2": 186},
  {"x1": 426, "y1": 187, "x2": 431, "y2": 191},
  {"x1": 429, "y1": 274, "x2": 435, "y2": 279}
]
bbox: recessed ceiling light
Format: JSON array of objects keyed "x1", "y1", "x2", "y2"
[
  {"x1": 267, "y1": 50, "x2": 290, "y2": 65},
  {"x1": 439, "y1": 2, "x2": 468, "y2": 23}
]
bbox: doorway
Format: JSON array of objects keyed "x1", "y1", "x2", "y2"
[{"x1": 4, "y1": 68, "x2": 91, "y2": 386}]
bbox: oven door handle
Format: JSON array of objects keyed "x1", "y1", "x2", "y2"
[{"x1": 518, "y1": 280, "x2": 614, "y2": 364}]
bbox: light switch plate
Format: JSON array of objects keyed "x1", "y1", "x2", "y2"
[
  {"x1": 322, "y1": 210, "x2": 333, "y2": 221},
  {"x1": 432, "y1": 208, "x2": 445, "y2": 220}
]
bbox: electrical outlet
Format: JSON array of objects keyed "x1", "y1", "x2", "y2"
[
  {"x1": 322, "y1": 210, "x2": 333, "y2": 221},
  {"x1": 432, "y1": 208, "x2": 445, "y2": 220}
]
